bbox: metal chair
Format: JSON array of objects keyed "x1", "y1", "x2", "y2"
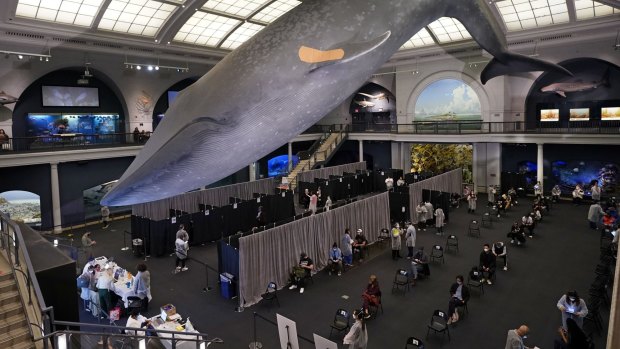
[
  {"x1": 468, "y1": 220, "x2": 481, "y2": 237},
  {"x1": 430, "y1": 245, "x2": 445, "y2": 264},
  {"x1": 392, "y1": 269, "x2": 410, "y2": 294},
  {"x1": 445, "y1": 235, "x2": 459, "y2": 253},
  {"x1": 481, "y1": 213, "x2": 492, "y2": 228},
  {"x1": 329, "y1": 308, "x2": 350, "y2": 337},
  {"x1": 261, "y1": 282, "x2": 280, "y2": 308},
  {"x1": 405, "y1": 336, "x2": 425, "y2": 348},
  {"x1": 467, "y1": 271, "x2": 485, "y2": 295},
  {"x1": 426, "y1": 310, "x2": 450, "y2": 343}
]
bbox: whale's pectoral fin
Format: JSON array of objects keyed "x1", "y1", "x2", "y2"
[
  {"x1": 480, "y1": 52, "x2": 573, "y2": 84},
  {"x1": 299, "y1": 31, "x2": 391, "y2": 72}
]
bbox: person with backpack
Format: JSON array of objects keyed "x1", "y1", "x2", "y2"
[{"x1": 78, "y1": 265, "x2": 95, "y2": 312}]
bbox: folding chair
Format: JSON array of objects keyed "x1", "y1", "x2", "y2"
[
  {"x1": 445, "y1": 235, "x2": 459, "y2": 253},
  {"x1": 392, "y1": 269, "x2": 410, "y2": 294},
  {"x1": 430, "y1": 245, "x2": 445, "y2": 264},
  {"x1": 426, "y1": 310, "x2": 450, "y2": 343},
  {"x1": 468, "y1": 220, "x2": 481, "y2": 237},
  {"x1": 378, "y1": 228, "x2": 390, "y2": 248},
  {"x1": 261, "y1": 282, "x2": 280, "y2": 308},
  {"x1": 405, "y1": 336, "x2": 425, "y2": 348},
  {"x1": 467, "y1": 272, "x2": 485, "y2": 295},
  {"x1": 329, "y1": 309, "x2": 350, "y2": 337},
  {"x1": 481, "y1": 213, "x2": 492, "y2": 228}
]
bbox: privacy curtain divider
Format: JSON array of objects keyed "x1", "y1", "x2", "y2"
[
  {"x1": 296, "y1": 162, "x2": 367, "y2": 184},
  {"x1": 409, "y1": 168, "x2": 463, "y2": 223},
  {"x1": 132, "y1": 178, "x2": 276, "y2": 221},
  {"x1": 238, "y1": 191, "x2": 390, "y2": 307}
]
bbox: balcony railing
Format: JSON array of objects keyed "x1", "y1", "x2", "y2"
[{"x1": 0, "y1": 132, "x2": 148, "y2": 153}]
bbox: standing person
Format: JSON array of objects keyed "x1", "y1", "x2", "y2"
[
  {"x1": 176, "y1": 224, "x2": 189, "y2": 241},
  {"x1": 309, "y1": 191, "x2": 318, "y2": 214},
  {"x1": 343, "y1": 309, "x2": 368, "y2": 349},
  {"x1": 416, "y1": 203, "x2": 427, "y2": 231},
  {"x1": 132, "y1": 127, "x2": 140, "y2": 143},
  {"x1": 493, "y1": 241, "x2": 508, "y2": 271},
  {"x1": 557, "y1": 291, "x2": 588, "y2": 329},
  {"x1": 405, "y1": 222, "x2": 416, "y2": 259},
  {"x1": 133, "y1": 263, "x2": 151, "y2": 312},
  {"x1": 479, "y1": 244, "x2": 496, "y2": 285},
  {"x1": 81, "y1": 232, "x2": 96, "y2": 259},
  {"x1": 424, "y1": 201, "x2": 434, "y2": 226},
  {"x1": 508, "y1": 187, "x2": 518, "y2": 205},
  {"x1": 256, "y1": 206, "x2": 266, "y2": 226},
  {"x1": 384, "y1": 176, "x2": 394, "y2": 191},
  {"x1": 522, "y1": 213, "x2": 534, "y2": 238},
  {"x1": 96, "y1": 268, "x2": 113, "y2": 314},
  {"x1": 447, "y1": 275, "x2": 470, "y2": 324},
  {"x1": 325, "y1": 196, "x2": 332, "y2": 211},
  {"x1": 78, "y1": 265, "x2": 96, "y2": 312},
  {"x1": 488, "y1": 185, "x2": 496, "y2": 205},
  {"x1": 174, "y1": 234, "x2": 189, "y2": 273},
  {"x1": 361, "y1": 275, "x2": 381, "y2": 318},
  {"x1": 587, "y1": 201, "x2": 605, "y2": 230},
  {"x1": 591, "y1": 181, "x2": 601, "y2": 202},
  {"x1": 534, "y1": 181, "x2": 542, "y2": 198},
  {"x1": 434, "y1": 207, "x2": 445, "y2": 235},
  {"x1": 101, "y1": 206, "x2": 110, "y2": 229},
  {"x1": 463, "y1": 185, "x2": 471, "y2": 199},
  {"x1": 467, "y1": 191, "x2": 477, "y2": 213},
  {"x1": 396, "y1": 176, "x2": 405, "y2": 187},
  {"x1": 572, "y1": 185, "x2": 584, "y2": 205},
  {"x1": 303, "y1": 188, "x2": 310, "y2": 209},
  {"x1": 341, "y1": 229, "x2": 353, "y2": 267},
  {"x1": 505, "y1": 325, "x2": 534, "y2": 349},
  {"x1": 390, "y1": 223, "x2": 402, "y2": 260},
  {"x1": 551, "y1": 185, "x2": 562, "y2": 203}
]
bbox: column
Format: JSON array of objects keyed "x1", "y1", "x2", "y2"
[
  {"x1": 249, "y1": 163, "x2": 257, "y2": 182},
  {"x1": 358, "y1": 140, "x2": 364, "y2": 162},
  {"x1": 287, "y1": 141, "x2": 293, "y2": 172},
  {"x1": 537, "y1": 143, "x2": 544, "y2": 192},
  {"x1": 472, "y1": 143, "x2": 479, "y2": 189},
  {"x1": 50, "y1": 162, "x2": 62, "y2": 234}
]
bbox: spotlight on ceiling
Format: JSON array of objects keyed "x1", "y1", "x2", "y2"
[
  {"x1": 155, "y1": 66, "x2": 159, "y2": 71},
  {"x1": 39, "y1": 57, "x2": 42, "y2": 61},
  {"x1": 45, "y1": 57, "x2": 49, "y2": 62},
  {"x1": 136, "y1": 65, "x2": 142, "y2": 70},
  {"x1": 147, "y1": 65, "x2": 153, "y2": 71},
  {"x1": 17, "y1": 55, "x2": 23, "y2": 60}
]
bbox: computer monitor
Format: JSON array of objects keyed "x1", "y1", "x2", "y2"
[{"x1": 160, "y1": 309, "x2": 168, "y2": 321}]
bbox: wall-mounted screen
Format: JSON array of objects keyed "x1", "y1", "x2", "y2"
[
  {"x1": 540, "y1": 109, "x2": 559, "y2": 122},
  {"x1": 42, "y1": 86, "x2": 99, "y2": 107},
  {"x1": 27, "y1": 113, "x2": 120, "y2": 137},
  {"x1": 268, "y1": 155, "x2": 299, "y2": 177},
  {"x1": 569, "y1": 108, "x2": 589, "y2": 121},
  {"x1": 601, "y1": 107, "x2": 620, "y2": 121},
  {"x1": 168, "y1": 91, "x2": 179, "y2": 106}
]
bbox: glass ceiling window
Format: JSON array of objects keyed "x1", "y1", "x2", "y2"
[
  {"x1": 427, "y1": 17, "x2": 471, "y2": 43},
  {"x1": 202, "y1": 0, "x2": 270, "y2": 18},
  {"x1": 15, "y1": 0, "x2": 104, "y2": 27},
  {"x1": 98, "y1": 0, "x2": 177, "y2": 37},
  {"x1": 496, "y1": 0, "x2": 570, "y2": 31},
  {"x1": 574, "y1": 0, "x2": 619, "y2": 20},
  {"x1": 251, "y1": 0, "x2": 301, "y2": 23},
  {"x1": 400, "y1": 28, "x2": 435, "y2": 49},
  {"x1": 220, "y1": 22, "x2": 265, "y2": 49},
  {"x1": 174, "y1": 12, "x2": 240, "y2": 46}
]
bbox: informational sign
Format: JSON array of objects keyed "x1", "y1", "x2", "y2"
[
  {"x1": 276, "y1": 314, "x2": 299, "y2": 349},
  {"x1": 171, "y1": 217, "x2": 176, "y2": 224},
  {"x1": 313, "y1": 334, "x2": 338, "y2": 349}
]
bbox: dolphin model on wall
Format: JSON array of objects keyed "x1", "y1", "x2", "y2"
[{"x1": 102, "y1": 0, "x2": 572, "y2": 206}]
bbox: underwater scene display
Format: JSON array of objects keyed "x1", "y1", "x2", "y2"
[
  {"x1": 27, "y1": 113, "x2": 120, "y2": 137},
  {"x1": 268, "y1": 155, "x2": 299, "y2": 177},
  {"x1": 552, "y1": 160, "x2": 619, "y2": 196}
]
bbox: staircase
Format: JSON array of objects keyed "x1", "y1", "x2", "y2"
[
  {"x1": 0, "y1": 272, "x2": 34, "y2": 349},
  {"x1": 286, "y1": 126, "x2": 349, "y2": 190}
]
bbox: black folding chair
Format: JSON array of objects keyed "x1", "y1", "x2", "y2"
[
  {"x1": 392, "y1": 269, "x2": 410, "y2": 294},
  {"x1": 468, "y1": 220, "x2": 481, "y2": 237},
  {"x1": 430, "y1": 245, "x2": 445, "y2": 264},
  {"x1": 329, "y1": 308, "x2": 350, "y2": 337},
  {"x1": 261, "y1": 282, "x2": 280, "y2": 308},
  {"x1": 445, "y1": 235, "x2": 459, "y2": 253},
  {"x1": 426, "y1": 310, "x2": 450, "y2": 343},
  {"x1": 405, "y1": 336, "x2": 425, "y2": 348}
]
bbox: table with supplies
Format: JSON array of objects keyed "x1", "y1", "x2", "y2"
[
  {"x1": 84, "y1": 256, "x2": 138, "y2": 313},
  {"x1": 149, "y1": 305, "x2": 202, "y2": 349}
]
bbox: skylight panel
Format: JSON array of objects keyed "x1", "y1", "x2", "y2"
[
  {"x1": 98, "y1": 0, "x2": 177, "y2": 37},
  {"x1": 15, "y1": 0, "x2": 104, "y2": 27},
  {"x1": 574, "y1": 0, "x2": 619, "y2": 19},
  {"x1": 174, "y1": 12, "x2": 240, "y2": 47},
  {"x1": 427, "y1": 17, "x2": 472, "y2": 43},
  {"x1": 251, "y1": 0, "x2": 300, "y2": 23},
  {"x1": 400, "y1": 28, "x2": 436, "y2": 50},
  {"x1": 202, "y1": 0, "x2": 270, "y2": 18},
  {"x1": 220, "y1": 22, "x2": 265, "y2": 49},
  {"x1": 495, "y1": 0, "x2": 570, "y2": 31}
]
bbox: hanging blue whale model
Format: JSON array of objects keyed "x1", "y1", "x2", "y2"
[{"x1": 102, "y1": 0, "x2": 572, "y2": 206}]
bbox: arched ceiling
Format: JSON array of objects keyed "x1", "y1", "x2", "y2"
[{"x1": 11, "y1": 0, "x2": 620, "y2": 53}]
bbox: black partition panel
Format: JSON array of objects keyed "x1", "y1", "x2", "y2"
[
  {"x1": 389, "y1": 191, "x2": 410, "y2": 224},
  {"x1": 374, "y1": 169, "x2": 403, "y2": 190},
  {"x1": 422, "y1": 189, "x2": 451, "y2": 223},
  {"x1": 501, "y1": 172, "x2": 527, "y2": 194}
]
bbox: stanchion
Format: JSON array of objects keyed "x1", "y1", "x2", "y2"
[
  {"x1": 248, "y1": 312, "x2": 262, "y2": 349},
  {"x1": 234, "y1": 277, "x2": 244, "y2": 313},
  {"x1": 121, "y1": 230, "x2": 130, "y2": 251},
  {"x1": 202, "y1": 262, "x2": 213, "y2": 292}
]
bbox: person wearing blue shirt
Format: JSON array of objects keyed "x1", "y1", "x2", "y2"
[
  {"x1": 341, "y1": 229, "x2": 353, "y2": 266},
  {"x1": 328, "y1": 243, "x2": 343, "y2": 276}
]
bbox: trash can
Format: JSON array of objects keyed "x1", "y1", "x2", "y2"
[
  {"x1": 132, "y1": 238, "x2": 143, "y2": 257},
  {"x1": 220, "y1": 273, "x2": 235, "y2": 299}
]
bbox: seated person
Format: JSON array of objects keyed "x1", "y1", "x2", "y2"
[
  {"x1": 288, "y1": 252, "x2": 314, "y2": 294},
  {"x1": 551, "y1": 185, "x2": 562, "y2": 203},
  {"x1": 507, "y1": 187, "x2": 518, "y2": 205},
  {"x1": 125, "y1": 308, "x2": 152, "y2": 337},
  {"x1": 507, "y1": 221, "x2": 526, "y2": 245},
  {"x1": 447, "y1": 275, "x2": 470, "y2": 324},
  {"x1": 495, "y1": 198, "x2": 506, "y2": 217},
  {"x1": 327, "y1": 242, "x2": 343, "y2": 276},
  {"x1": 450, "y1": 193, "x2": 461, "y2": 208},
  {"x1": 602, "y1": 212, "x2": 615, "y2": 231},
  {"x1": 522, "y1": 214, "x2": 535, "y2": 238},
  {"x1": 554, "y1": 318, "x2": 591, "y2": 349},
  {"x1": 479, "y1": 244, "x2": 496, "y2": 285},
  {"x1": 352, "y1": 229, "x2": 368, "y2": 262},
  {"x1": 361, "y1": 275, "x2": 381, "y2": 319},
  {"x1": 410, "y1": 247, "x2": 430, "y2": 284}
]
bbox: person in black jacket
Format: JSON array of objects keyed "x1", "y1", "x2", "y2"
[
  {"x1": 479, "y1": 244, "x2": 497, "y2": 285},
  {"x1": 447, "y1": 275, "x2": 470, "y2": 324}
]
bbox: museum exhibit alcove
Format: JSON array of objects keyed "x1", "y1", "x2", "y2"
[{"x1": 350, "y1": 82, "x2": 396, "y2": 131}]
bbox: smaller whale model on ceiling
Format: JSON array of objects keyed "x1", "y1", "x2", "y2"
[
  {"x1": 541, "y1": 69, "x2": 610, "y2": 98},
  {"x1": 102, "y1": 0, "x2": 573, "y2": 206}
]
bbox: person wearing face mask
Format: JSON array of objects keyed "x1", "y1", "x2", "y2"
[
  {"x1": 447, "y1": 275, "x2": 470, "y2": 324},
  {"x1": 493, "y1": 241, "x2": 508, "y2": 271},
  {"x1": 505, "y1": 325, "x2": 534, "y2": 349},
  {"x1": 327, "y1": 242, "x2": 343, "y2": 276},
  {"x1": 557, "y1": 291, "x2": 588, "y2": 329},
  {"x1": 479, "y1": 243, "x2": 497, "y2": 285},
  {"x1": 343, "y1": 309, "x2": 368, "y2": 348}
]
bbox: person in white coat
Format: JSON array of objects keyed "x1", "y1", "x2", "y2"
[
  {"x1": 344, "y1": 310, "x2": 368, "y2": 349},
  {"x1": 424, "y1": 201, "x2": 434, "y2": 225},
  {"x1": 467, "y1": 192, "x2": 477, "y2": 213},
  {"x1": 591, "y1": 182, "x2": 601, "y2": 202},
  {"x1": 405, "y1": 222, "x2": 416, "y2": 259},
  {"x1": 416, "y1": 203, "x2": 427, "y2": 231},
  {"x1": 434, "y1": 207, "x2": 445, "y2": 235}
]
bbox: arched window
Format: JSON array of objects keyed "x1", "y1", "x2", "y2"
[{"x1": 0, "y1": 191, "x2": 41, "y2": 225}]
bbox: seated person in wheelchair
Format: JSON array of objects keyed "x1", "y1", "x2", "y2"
[
  {"x1": 288, "y1": 252, "x2": 314, "y2": 294},
  {"x1": 447, "y1": 275, "x2": 470, "y2": 324},
  {"x1": 352, "y1": 229, "x2": 368, "y2": 262},
  {"x1": 327, "y1": 242, "x2": 343, "y2": 276},
  {"x1": 410, "y1": 247, "x2": 430, "y2": 285},
  {"x1": 479, "y1": 244, "x2": 496, "y2": 285},
  {"x1": 361, "y1": 275, "x2": 381, "y2": 319}
]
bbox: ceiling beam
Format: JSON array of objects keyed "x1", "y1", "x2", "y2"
[
  {"x1": 156, "y1": 0, "x2": 208, "y2": 45},
  {"x1": 594, "y1": 0, "x2": 620, "y2": 9},
  {"x1": 90, "y1": 0, "x2": 112, "y2": 30},
  {"x1": 566, "y1": 0, "x2": 577, "y2": 22}
]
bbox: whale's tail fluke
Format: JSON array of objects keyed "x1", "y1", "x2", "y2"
[{"x1": 481, "y1": 52, "x2": 573, "y2": 84}]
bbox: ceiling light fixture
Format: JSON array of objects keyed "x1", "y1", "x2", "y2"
[
  {"x1": 147, "y1": 65, "x2": 153, "y2": 71},
  {"x1": 136, "y1": 65, "x2": 142, "y2": 70},
  {"x1": 123, "y1": 61, "x2": 188, "y2": 73},
  {"x1": 0, "y1": 49, "x2": 52, "y2": 61},
  {"x1": 17, "y1": 55, "x2": 23, "y2": 60}
]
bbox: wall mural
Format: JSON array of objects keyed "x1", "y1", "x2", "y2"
[
  {"x1": 411, "y1": 144, "x2": 473, "y2": 183},
  {"x1": 415, "y1": 79, "x2": 481, "y2": 122},
  {"x1": 551, "y1": 161, "x2": 619, "y2": 196},
  {"x1": 102, "y1": 0, "x2": 572, "y2": 206},
  {"x1": 0, "y1": 190, "x2": 41, "y2": 225}
]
